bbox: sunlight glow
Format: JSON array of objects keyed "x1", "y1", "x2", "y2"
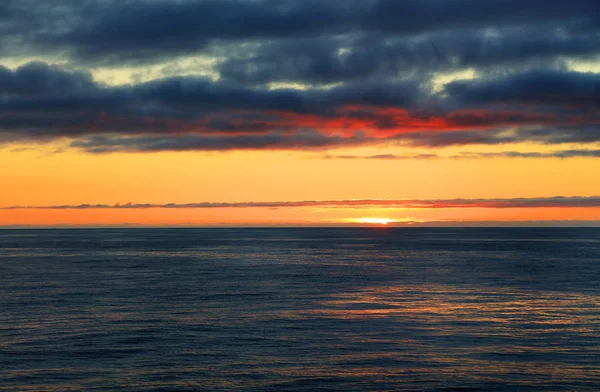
[{"x1": 352, "y1": 218, "x2": 396, "y2": 225}]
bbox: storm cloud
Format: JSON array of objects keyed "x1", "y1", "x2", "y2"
[
  {"x1": 0, "y1": 0, "x2": 599, "y2": 154},
  {"x1": 3, "y1": 0, "x2": 596, "y2": 63}
]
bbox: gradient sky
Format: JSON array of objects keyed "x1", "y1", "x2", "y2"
[{"x1": 0, "y1": 0, "x2": 599, "y2": 226}]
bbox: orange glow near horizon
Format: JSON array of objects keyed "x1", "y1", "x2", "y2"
[
  {"x1": 349, "y1": 218, "x2": 396, "y2": 225},
  {"x1": 1, "y1": 145, "x2": 600, "y2": 226}
]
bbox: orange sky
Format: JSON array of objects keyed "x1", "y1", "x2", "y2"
[
  {"x1": 0, "y1": 1, "x2": 599, "y2": 227},
  {"x1": 2, "y1": 145, "x2": 599, "y2": 226}
]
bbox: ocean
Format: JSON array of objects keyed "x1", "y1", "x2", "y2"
[{"x1": 1, "y1": 228, "x2": 599, "y2": 391}]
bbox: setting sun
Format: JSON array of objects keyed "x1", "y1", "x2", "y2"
[{"x1": 351, "y1": 218, "x2": 396, "y2": 225}]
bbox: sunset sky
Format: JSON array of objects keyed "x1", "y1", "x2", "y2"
[{"x1": 0, "y1": 0, "x2": 599, "y2": 226}]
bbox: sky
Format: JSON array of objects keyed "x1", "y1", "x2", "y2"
[{"x1": 0, "y1": 0, "x2": 599, "y2": 227}]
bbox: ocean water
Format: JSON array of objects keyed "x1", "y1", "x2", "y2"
[{"x1": 0, "y1": 228, "x2": 599, "y2": 391}]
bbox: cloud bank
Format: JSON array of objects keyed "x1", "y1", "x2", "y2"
[{"x1": 0, "y1": 0, "x2": 598, "y2": 154}]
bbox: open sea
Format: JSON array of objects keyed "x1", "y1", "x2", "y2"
[{"x1": 0, "y1": 228, "x2": 599, "y2": 391}]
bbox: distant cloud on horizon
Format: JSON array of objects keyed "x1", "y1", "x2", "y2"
[
  {"x1": 3, "y1": 196, "x2": 600, "y2": 211},
  {"x1": 2, "y1": 221, "x2": 600, "y2": 229}
]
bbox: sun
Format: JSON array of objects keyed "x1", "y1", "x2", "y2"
[{"x1": 352, "y1": 218, "x2": 396, "y2": 225}]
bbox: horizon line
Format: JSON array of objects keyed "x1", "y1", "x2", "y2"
[{"x1": 2, "y1": 220, "x2": 600, "y2": 229}]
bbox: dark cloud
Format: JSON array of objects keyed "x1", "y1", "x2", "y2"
[
  {"x1": 446, "y1": 69, "x2": 600, "y2": 107},
  {"x1": 68, "y1": 130, "x2": 370, "y2": 153},
  {"x1": 0, "y1": 62, "x2": 423, "y2": 142},
  {"x1": 511, "y1": 126, "x2": 600, "y2": 144},
  {"x1": 475, "y1": 149, "x2": 600, "y2": 158},
  {"x1": 0, "y1": 60, "x2": 599, "y2": 152},
  {"x1": 219, "y1": 28, "x2": 600, "y2": 85},
  {"x1": 324, "y1": 154, "x2": 439, "y2": 160},
  {"x1": 0, "y1": 62, "x2": 96, "y2": 96},
  {"x1": 54, "y1": 0, "x2": 600, "y2": 64},
  {"x1": 0, "y1": 0, "x2": 597, "y2": 65},
  {"x1": 325, "y1": 149, "x2": 600, "y2": 160},
  {"x1": 65, "y1": 125, "x2": 600, "y2": 153},
  {"x1": 0, "y1": 0, "x2": 598, "y2": 186},
  {"x1": 3, "y1": 196, "x2": 600, "y2": 210},
  {"x1": 135, "y1": 76, "x2": 420, "y2": 113},
  {"x1": 392, "y1": 126, "x2": 600, "y2": 147}
]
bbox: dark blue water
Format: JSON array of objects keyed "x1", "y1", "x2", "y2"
[{"x1": 1, "y1": 228, "x2": 599, "y2": 391}]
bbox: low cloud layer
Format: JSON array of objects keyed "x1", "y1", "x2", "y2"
[
  {"x1": 3, "y1": 196, "x2": 600, "y2": 210},
  {"x1": 0, "y1": 63, "x2": 599, "y2": 152},
  {"x1": 325, "y1": 149, "x2": 600, "y2": 160}
]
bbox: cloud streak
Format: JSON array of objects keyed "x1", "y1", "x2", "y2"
[
  {"x1": 3, "y1": 196, "x2": 600, "y2": 211},
  {"x1": 325, "y1": 149, "x2": 600, "y2": 160}
]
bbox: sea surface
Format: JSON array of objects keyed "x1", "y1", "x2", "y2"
[{"x1": 1, "y1": 228, "x2": 599, "y2": 391}]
